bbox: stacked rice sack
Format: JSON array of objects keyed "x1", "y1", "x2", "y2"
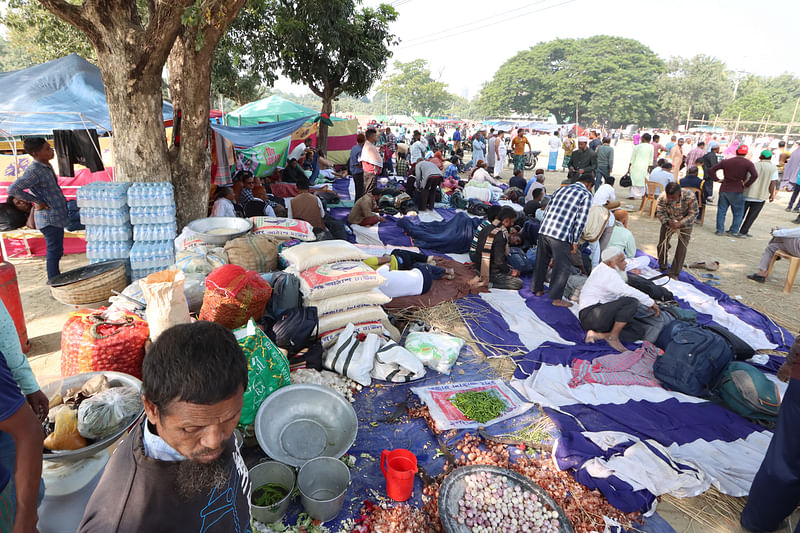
[{"x1": 280, "y1": 240, "x2": 390, "y2": 348}]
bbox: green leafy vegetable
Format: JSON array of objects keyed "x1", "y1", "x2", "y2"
[
  {"x1": 252, "y1": 483, "x2": 289, "y2": 507},
  {"x1": 450, "y1": 391, "x2": 506, "y2": 423}
]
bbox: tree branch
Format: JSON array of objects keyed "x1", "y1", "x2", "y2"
[{"x1": 38, "y1": 0, "x2": 89, "y2": 33}]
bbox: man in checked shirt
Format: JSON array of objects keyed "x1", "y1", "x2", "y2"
[
  {"x1": 533, "y1": 173, "x2": 595, "y2": 307},
  {"x1": 8, "y1": 138, "x2": 69, "y2": 281}
]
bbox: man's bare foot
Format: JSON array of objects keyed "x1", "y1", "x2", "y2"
[
  {"x1": 552, "y1": 299, "x2": 573, "y2": 308},
  {"x1": 535, "y1": 291, "x2": 545, "y2": 297},
  {"x1": 444, "y1": 268, "x2": 455, "y2": 280},
  {"x1": 606, "y1": 336, "x2": 626, "y2": 352},
  {"x1": 585, "y1": 330, "x2": 606, "y2": 344}
]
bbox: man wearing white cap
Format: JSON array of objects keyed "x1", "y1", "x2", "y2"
[
  {"x1": 699, "y1": 141, "x2": 721, "y2": 203},
  {"x1": 567, "y1": 137, "x2": 597, "y2": 184},
  {"x1": 578, "y1": 246, "x2": 659, "y2": 352}
]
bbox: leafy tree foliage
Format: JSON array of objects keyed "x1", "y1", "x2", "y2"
[
  {"x1": 3, "y1": 0, "x2": 95, "y2": 65},
  {"x1": 656, "y1": 55, "x2": 733, "y2": 128},
  {"x1": 378, "y1": 59, "x2": 454, "y2": 116},
  {"x1": 476, "y1": 36, "x2": 664, "y2": 126},
  {"x1": 223, "y1": 0, "x2": 397, "y2": 150},
  {"x1": 726, "y1": 74, "x2": 800, "y2": 123}
]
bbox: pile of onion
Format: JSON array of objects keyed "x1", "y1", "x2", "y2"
[{"x1": 457, "y1": 471, "x2": 561, "y2": 533}]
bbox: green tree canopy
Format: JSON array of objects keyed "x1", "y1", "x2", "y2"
[
  {"x1": 476, "y1": 35, "x2": 664, "y2": 126},
  {"x1": 219, "y1": 0, "x2": 397, "y2": 150},
  {"x1": 656, "y1": 55, "x2": 733, "y2": 128},
  {"x1": 378, "y1": 59, "x2": 454, "y2": 117}
]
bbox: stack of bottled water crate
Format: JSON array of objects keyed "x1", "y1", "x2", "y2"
[
  {"x1": 128, "y1": 183, "x2": 177, "y2": 280},
  {"x1": 77, "y1": 182, "x2": 133, "y2": 265}
]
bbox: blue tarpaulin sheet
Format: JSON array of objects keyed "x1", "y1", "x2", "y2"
[
  {"x1": 210, "y1": 116, "x2": 314, "y2": 148},
  {"x1": 0, "y1": 54, "x2": 172, "y2": 136}
]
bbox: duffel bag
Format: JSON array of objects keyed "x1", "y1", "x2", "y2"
[{"x1": 714, "y1": 361, "x2": 780, "y2": 425}]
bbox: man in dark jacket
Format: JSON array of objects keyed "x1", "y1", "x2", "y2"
[
  {"x1": 568, "y1": 137, "x2": 598, "y2": 184},
  {"x1": 471, "y1": 206, "x2": 522, "y2": 289}
]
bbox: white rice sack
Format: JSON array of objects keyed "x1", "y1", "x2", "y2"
[
  {"x1": 298, "y1": 261, "x2": 385, "y2": 301},
  {"x1": 308, "y1": 289, "x2": 391, "y2": 315},
  {"x1": 318, "y1": 306, "x2": 387, "y2": 334},
  {"x1": 320, "y1": 321, "x2": 383, "y2": 349},
  {"x1": 463, "y1": 184, "x2": 493, "y2": 202},
  {"x1": 174, "y1": 226, "x2": 198, "y2": 252},
  {"x1": 280, "y1": 240, "x2": 369, "y2": 271},
  {"x1": 251, "y1": 217, "x2": 316, "y2": 241}
]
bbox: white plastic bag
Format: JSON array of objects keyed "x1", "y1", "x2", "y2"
[
  {"x1": 77, "y1": 386, "x2": 143, "y2": 439},
  {"x1": 323, "y1": 323, "x2": 379, "y2": 386},
  {"x1": 183, "y1": 273, "x2": 206, "y2": 313},
  {"x1": 371, "y1": 340, "x2": 426, "y2": 383},
  {"x1": 404, "y1": 332, "x2": 465, "y2": 374},
  {"x1": 141, "y1": 270, "x2": 192, "y2": 341},
  {"x1": 411, "y1": 380, "x2": 533, "y2": 431}
]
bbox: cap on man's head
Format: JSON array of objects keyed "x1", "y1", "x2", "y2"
[
  {"x1": 760, "y1": 149, "x2": 773, "y2": 159},
  {"x1": 709, "y1": 141, "x2": 720, "y2": 149},
  {"x1": 425, "y1": 151, "x2": 434, "y2": 159},
  {"x1": 577, "y1": 136, "x2": 588, "y2": 143},
  {"x1": 736, "y1": 144, "x2": 749, "y2": 155},
  {"x1": 601, "y1": 246, "x2": 624, "y2": 262}
]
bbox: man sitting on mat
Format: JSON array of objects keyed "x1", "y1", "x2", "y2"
[
  {"x1": 348, "y1": 189, "x2": 385, "y2": 227},
  {"x1": 470, "y1": 206, "x2": 523, "y2": 290},
  {"x1": 578, "y1": 247, "x2": 661, "y2": 352}
]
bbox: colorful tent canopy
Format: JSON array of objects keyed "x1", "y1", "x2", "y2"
[
  {"x1": 0, "y1": 54, "x2": 173, "y2": 137},
  {"x1": 225, "y1": 95, "x2": 319, "y2": 126}
]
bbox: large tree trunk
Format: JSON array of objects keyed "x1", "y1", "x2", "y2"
[
  {"x1": 167, "y1": 1, "x2": 247, "y2": 228},
  {"x1": 100, "y1": 55, "x2": 172, "y2": 182},
  {"x1": 317, "y1": 97, "x2": 333, "y2": 155}
]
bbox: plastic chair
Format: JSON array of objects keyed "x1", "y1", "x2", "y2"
[
  {"x1": 683, "y1": 186, "x2": 705, "y2": 226},
  {"x1": 638, "y1": 181, "x2": 664, "y2": 219},
  {"x1": 766, "y1": 249, "x2": 800, "y2": 293}
]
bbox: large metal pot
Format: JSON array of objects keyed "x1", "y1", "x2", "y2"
[{"x1": 297, "y1": 457, "x2": 350, "y2": 522}]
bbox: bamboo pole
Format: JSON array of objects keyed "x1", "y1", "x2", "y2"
[
  {"x1": 786, "y1": 97, "x2": 800, "y2": 140},
  {"x1": 733, "y1": 111, "x2": 742, "y2": 140}
]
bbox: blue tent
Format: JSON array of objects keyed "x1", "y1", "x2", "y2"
[{"x1": 0, "y1": 54, "x2": 172, "y2": 137}]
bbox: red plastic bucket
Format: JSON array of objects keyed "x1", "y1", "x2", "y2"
[{"x1": 380, "y1": 449, "x2": 417, "y2": 501}]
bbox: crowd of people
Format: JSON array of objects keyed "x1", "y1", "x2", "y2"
[{"x1": 4, "y1": 115, "x2": 800, "y2": 532}]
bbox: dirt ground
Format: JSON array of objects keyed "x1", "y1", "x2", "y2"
[{"x1": 10, "y1": 138, "x2": 800, "y2": 532}]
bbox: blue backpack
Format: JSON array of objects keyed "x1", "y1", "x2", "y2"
[
  {"x1": 653, "y1": 324, "x2": 733, "y2": 397},
  {"x1": 714, "y1": 362, "x2": 781, "y2": 425}
]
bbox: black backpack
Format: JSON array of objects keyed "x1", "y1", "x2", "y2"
[{"x1": 272, "y1": 307, "x2": 318, "y2": 354}]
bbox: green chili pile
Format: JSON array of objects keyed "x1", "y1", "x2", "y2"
[
  {"x1": 450, "y1": 391, "x2": 506, "y2": 423},
  {"x1": 251, "y1": 483, "x2": 289, "y2": 507}
]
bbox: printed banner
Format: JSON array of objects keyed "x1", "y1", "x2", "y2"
[{"x1": 235, "y1": 137, "x2": 290, "y2": 177}]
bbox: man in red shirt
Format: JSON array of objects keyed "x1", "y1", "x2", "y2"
[
  {"x1": 710, "y1": 144, "x2": 757, "y2": 237},
  {"x1": 359, "y1": 128, "x2": 383, "y2": 195}
]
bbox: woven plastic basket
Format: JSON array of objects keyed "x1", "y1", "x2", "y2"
[{"x1": 50, "y1": 263, "x2": 128, "y2": 305}]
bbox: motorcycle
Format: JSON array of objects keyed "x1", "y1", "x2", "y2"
[{"x1": 507, "y1": 148, "x2": 540, "y2": 170}]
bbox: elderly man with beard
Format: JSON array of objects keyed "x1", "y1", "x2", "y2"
[
  {"x1": 579, "y1": 247, "x2": 660, "y2": 352},
  {"x1": 79, "y1": 322, "x2": 251, "y2": 533}
]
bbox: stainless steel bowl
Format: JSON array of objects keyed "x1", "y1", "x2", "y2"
[
  {"x1": 41, "y1": 371, "x2": 143, "y2": 463},
  {"x1": 186, "y1": 217, "x2": 253, "y2": 246},
  {"x1": 254, "y1": 384, "x2": 358, "y2": 467}
]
